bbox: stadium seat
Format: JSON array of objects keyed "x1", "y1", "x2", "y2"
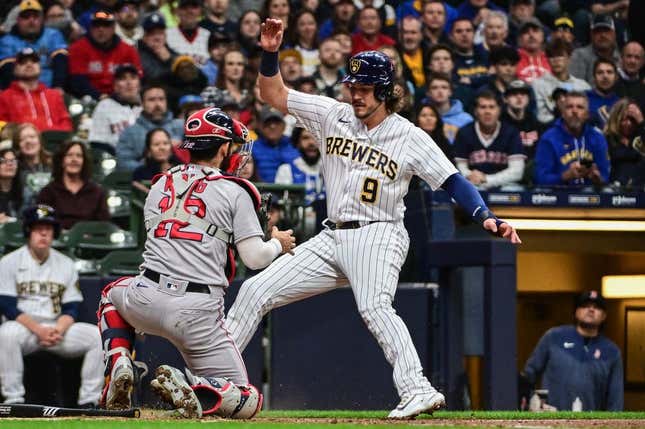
[
  {"x1": 90, "y1": 143, "x2": 117, "y2": 181},
  {"x1": 62, "y1": 221, "x2": 137, "y2": 260},
  {"x1": 97, "y1": 250, "x2": 143, "y2": 277},
  {"x1": 103, "y1": 170, "x2": 134, "y2": 193},
  {"x1": 41, "y1": 130, "x2": 74, "y2": 154},
  {"x1": 0, "y1": 221, "x2": 68, "y2": 254}
]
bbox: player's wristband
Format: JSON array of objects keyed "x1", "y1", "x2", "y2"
[
  {"x1": 473, "y1": 207, "x2": 504, "y2": 229},
  {"x1": 260, "y1": 50, "x2": 279, "y2": 77}
]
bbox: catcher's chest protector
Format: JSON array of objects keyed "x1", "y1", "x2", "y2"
[{"x1": 148, "y1": 166, "x2": 262, "y2": 283}]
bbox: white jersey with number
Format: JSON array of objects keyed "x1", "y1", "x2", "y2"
[
  {"x1": 286, "y1": 89, "x2": 457, "y2": 223},
  {"x1": 0, "y1": 246, "x2": 81, "y2": 321},
  {"x1": 142, "y1": 164, "x2": 264, "y2": 286}
]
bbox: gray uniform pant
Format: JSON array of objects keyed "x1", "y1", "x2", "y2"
[{"x1": 108, "y1": 275, "x2": 248, "y2": 384}]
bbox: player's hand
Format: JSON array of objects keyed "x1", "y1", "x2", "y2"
[
  {"x1": 34, "y1": 325, "x2": 58, "y2": 346},
  {"x1": 483, "y1": 218, "x2": 522, "y2": 244},
  {"x1": 271, "y1": 226, "x2": 296, "y2": 255},
  {"x1": 260, "y1": 18, "x2": 284, "y2": 52}
]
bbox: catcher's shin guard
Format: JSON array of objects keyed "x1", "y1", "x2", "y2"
[{"x1": 98, "y1": 278, "x2": 135, "y2": 374}]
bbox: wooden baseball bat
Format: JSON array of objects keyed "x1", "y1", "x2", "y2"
[{"x1": 0, "y1": 403, "x2": 140, "y2": 418}]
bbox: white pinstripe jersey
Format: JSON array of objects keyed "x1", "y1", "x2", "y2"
[
  {"x1": 0, "y1": 246, "x2": 81, "y2": 320},
  {"x1": 287, "y1": 89, "x2": 458, "y2": 222}
]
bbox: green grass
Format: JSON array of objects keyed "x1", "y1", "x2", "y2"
[{"x1": 2, "y1": 410, "x2": 645, "y2": 429}]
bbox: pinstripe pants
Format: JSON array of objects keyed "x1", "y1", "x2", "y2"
[
  {"x1": 226, "y1": 221, "x2": 434, "y2": 398},
  {"x1": 0, "y1": 320, "x2": 103, "y2": 405}
]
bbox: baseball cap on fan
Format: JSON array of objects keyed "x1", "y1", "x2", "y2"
[
  {"x1": 18, "y1": 0, "x2": 43, "y2": 14},
  {"x1": 259, "y1": 106, "x2": 284, "y2": 124},
  {"x1": 591, "y1": 14, "x2": 615, "y2": 31},
  {"x1": 143, "y1": 12, "x2": 166, "y2": 32},
  {"x1": 114, "y1": 63, "x2": 139, "y2": 79},
  {"x1": 91, "y1": 10, "x2": 116, "y2": 24},
  {"x1": 575, "y1": 290, "x2": 606, "y2": 310},
  {"x1": 16, "y1": 47, "x2": 40, "y2": 63}
]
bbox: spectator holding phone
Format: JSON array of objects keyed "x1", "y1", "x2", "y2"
[{"x1": 534, "y1": 91, "x2": 610, "y2": 186}]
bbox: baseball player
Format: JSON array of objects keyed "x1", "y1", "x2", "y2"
[
  {"x1": 97, "y1": 108, "x2": 295, "y2": 418},
  {"x1": 225, "y1": 19, "x2": 522, "y2": 420},
  {"x1": 0, "y1": 205, "x2": 103, "y2": 407}
]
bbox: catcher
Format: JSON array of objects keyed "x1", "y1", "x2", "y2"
[{"x1": 97, "y1": 107, "x2": 295, "y2": 418}]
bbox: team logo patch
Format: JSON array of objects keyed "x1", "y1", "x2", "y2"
[{"x1": 350, "y1": 58, "x2": 361, "y2": 74}]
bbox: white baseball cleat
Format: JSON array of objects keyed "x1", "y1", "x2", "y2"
[
  {"x1": 150, "y1": 365, "x2": 202, "y2": 419},
  {"x1": 387, "y1": 390, "x2": 446, "y2": 419},
  {"x1": 105, "y1": 355, "x2": 134, "y2": 410}
]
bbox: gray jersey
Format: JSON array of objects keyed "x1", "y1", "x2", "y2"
[
  {"x1": 142, "y1": 164, "x2": 264, "y2": 286},
  {"x1": 286, "y1": 89, "x2": 457, "y2": 222},
  {"x1": 0, "y1": 246, "x2": 81, "y2": 320}
]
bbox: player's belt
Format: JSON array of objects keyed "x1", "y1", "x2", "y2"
[
  {"x1": 142, "y1": 269, "x2": 212, "y2": 294},
  {"x1": 324, "y1": 220, "x2": 379, "y2": 230}
]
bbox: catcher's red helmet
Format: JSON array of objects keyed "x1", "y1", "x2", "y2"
[{"x1": 181, "y1": 107, "x2": 235, "y2": 151}]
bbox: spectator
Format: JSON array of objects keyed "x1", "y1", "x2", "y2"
[
  {"x1": 516, "y1": 18, "x2": 551, "y2": 83},
  {"x1": 0, "y1": 48, "x2": 72, "y2": 133},
  {"x1": 502, "y1": 80, "x2": 542, "y2": 162},
  {"x1": 426, "y1": 73, "x2": 473, "y2": 143},
  {"x1": 0, "y1": 0, "x2": 68, "y2": 90},
  {"x1": 353, "y1": 0, "x2": 397, "y2": 39},
  {"x1": 456, "y1": 0, "x2": 503, "y2": 29},
  {"x1": 252, "y1": 106, "x2": 299, "y2": 183},
  {"x1": 399, "y1": 15, "x2": 426, "y2": 93},
  {"x1": 479, "y1": 11, "x2": 510, "y2": 54},
  {"x1": 427, "y1": 44, "x2": 475, "y2": 108},
  {"x1": 132, "y1": 128, "x2": 180, "y2": 193},
  {"x1": 534, "y1": 91, "x2": 610, "y2": 186},
  {"x1": 116, "y1": 85, "x2": 184, "y2": 170},
  {"x1": 482, "y1": 46, "x2": 521, "y2": 103},
  {"x1": 12, "y1": 123, "x2": 52, "y2": 206},
  {"x1": 586, "y1": 59, "x2": 620, "y2": 129},
  {"x1": 166, "y1": 0, "x2": 211, "y2": 65},
  {"x1": 67, "y1": 10, "x2": 142, "y2": 100},
  {"x1": 616, "y1": 41, "x2": 645, "y2": 105},
  {"x1": 290, "y1": 9, "x2": 320, "y2": 77},
  {"x1": 237, "y1": 9, "x2": 262, "y2": 57},
  {"x1": 312, "y1": 37, "x2": 345, "y2": 99},
  {"x1": 44, "y1": 1, "x2": 83, "y2": 44},
  {"x1": 522, "y1": 291, "x2": 623, "y2": 411},
  {"x1": 332, "y1": 28, "x2": 354, "y2": 60},
  {"x1": 532, "y1": 39, "x2": 591, "y2": 125},
  {"x1": 507, "y1": 0, "x2": 540, "y2": 47},
  {"x1": 416, "y1": 102, "x2": 453, "y2": 164},
  {"x1": 0, "y1": 204, "x2": 103, "y2": 407},
  {"x1": 420, "y1": 0, "x2": 450, "y2": 49},
  {"x1": 604, "y1": 99, "x2": 645, "y2": 188},
  {"x1": 215, "y1": 48, "x2": 253, "y2": 108},
  {"x1": 0, "y1": 148, "x2": 22, "y2": 222},
  {"x1": 351, "y1": 6, "x2": 395, "y2": 55},
  {"x1": 450, "y1": 18, "x2": 489, "y2": 88},
  {"x1": 279, "y1": 49, "x2": 304, "y2": 88},
  {"x1": 275, "y1": 126, "x2": 324, "y2": 206},
  {"x1": 200, "y1": 0, "x2": 236, "y2": 36},
  {"x1": 88, "y1": 64, "x2": 142, "y2": 152},
  {"x1": 591, "y1": 0, "x2": 629, "y2": 46},
  {"x1": 202, "y1": 33, "x2": 233, "y2": 87},
  {"x1": 319, "y1": 0, "x2": 356, "y2": 41},
  {"x1": 396, "y1": 0, "x2": 457, "y2": 32},
  {"x1": 570, "y1": 15, "x2": 621, "y2": 84},
  {"x1": 114, "y1": 0, "x2": 143, "y2": 46},
  {"x1": 551, "y1": 16, "x2": 575, "y2": 46},
  {"x1": 137, "y1": 12, "x2": 178, "y2": 83},
  {"x1": 162, "y1": 56, "x2": 209, "y2": 115},
  {"x1": 38, "y1": 141, "x2": 110, "y2": 229},
  {"x1": 262, "y1": 0, "x2": 290, "y2": 31},
  {"x1": 455, "y1": 91, "x2": 525, "y2": 189}
]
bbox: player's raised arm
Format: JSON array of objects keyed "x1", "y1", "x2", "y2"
[{"x1": 258, "y1": 19, "x2": 289, "y2": 115}]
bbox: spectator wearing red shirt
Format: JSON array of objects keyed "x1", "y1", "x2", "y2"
[
  {"x1": 516, "y1": 18, "x2": 551, "y2": 84},
  {"x1": 351, "y1": 6, "x2": 395, "y2": 56},
  {"x1": 67, "y1": 11, "x2": 142, "y2": 100},
  {"x1": 0, "y1": 48, "x2": 71, "y2": 132}
]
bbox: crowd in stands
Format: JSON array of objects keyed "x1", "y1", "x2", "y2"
[{"x1": 0, "y1": 0, "x2": 644, "y2": 228}]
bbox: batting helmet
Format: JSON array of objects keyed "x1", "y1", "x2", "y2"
[
  {"x1": 341, "y1": 50, "x2": 395, "y2": 101},
  {"x1": 22, "y1": 204, "x2": 61, "y2": 238},
  {"x1": 181, "y1": 107, "x2": 235, "y2": 151}
]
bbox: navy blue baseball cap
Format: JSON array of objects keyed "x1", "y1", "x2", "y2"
[
  {"x1": 143, "y1": 12, "x2": 166, "y2": 31},
  {"x1": 575, "y1": 290, "x2": 606, "y2": 310}
]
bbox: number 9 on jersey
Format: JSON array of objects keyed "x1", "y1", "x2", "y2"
[{"x1": 361, "y1": 177, "x2": 380, "y2": 204}]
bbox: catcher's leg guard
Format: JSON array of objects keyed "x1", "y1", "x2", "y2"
[{"x1": 97, "y1": 278, "x2": 136, "y2": 409}]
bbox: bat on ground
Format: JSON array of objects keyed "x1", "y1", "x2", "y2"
[{"x1": 0, "y1": 403, "x2": 140, "y2": 418}]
